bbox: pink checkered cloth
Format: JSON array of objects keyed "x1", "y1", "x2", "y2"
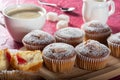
[{"x1": 0, "y1": 0, "x2": 120, "y2": 49}]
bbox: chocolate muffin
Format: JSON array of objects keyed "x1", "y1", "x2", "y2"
[
  {"x1": 75, "y1": 40, "x2": 110, "y2": 71},
  {"x1": 81, "y1": 21, "x2": 111, "y2": 44},
  {"x1": 22, "y1": 30, "x2": 56, "y2": 50},
  {"x1": 54, "y1": 27, "x2": 84, "y2": 47},
  {"x1": 42, "y1": 43, "x2": 76, "y2": 73},
  {"x1": 107, "y1": 32, "x2": 120, "y2": 57}
]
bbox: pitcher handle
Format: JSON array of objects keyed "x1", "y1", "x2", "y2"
[
  {"x1": 0, "y1": 11, "x2": 5, "y2": 27},
  {"x1": 107, "y1": 0, "x2": 115, "y2": 16}
]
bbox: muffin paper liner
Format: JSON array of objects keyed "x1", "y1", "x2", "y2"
[
  {"x1": 76, "y1": 52, "x2": 110, "y2": 71},
  {"x1": 0, "y1": 70, "x2": 43, "y2": 80},
  {"x1": 84, "y1": 31, "x2": 111, "y2": 44},
  {"x1": 107, "y1": 40, "x2": 120, "y2": 57},
  {"x1": 43, "y1": 55, "x2": 76, "y2": 73}
]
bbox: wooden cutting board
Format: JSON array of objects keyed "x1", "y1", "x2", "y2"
[
  {"x1": 37, "y1": 55, "x2": 120, "y2": 80},
  {"x1": 20, "y1": 47, "x2": 120, "y2": 80}
]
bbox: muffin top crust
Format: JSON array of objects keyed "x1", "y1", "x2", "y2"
[
  {"x1": 107, "y1": 32, "x2": 120, "y2": 44},
  {"x1": 22, "y1": 30, "x2": 55, "y2": 45},
  {"x1": 55, "y1": 27, "x2": 84, "y2": 39},
  {"x1": 81, "y1": 21, "x2": 111, "y2": 33},
  {"x1": 75, "y1": 40, "x2": 110, "y2": 58},
  {"x1": 43, "y1": 43, "x2": 76, "y2": 60}
]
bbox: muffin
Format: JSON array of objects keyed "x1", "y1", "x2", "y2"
[
  {"x1": 42, "y1": 43, "x2": 76, "y2": 73},
  {"x1": 54, "y1": 27, "x2": 84, "y2": 46},
  {"x1": 81, "y1": 20, "x2": 111, "y2": 44},
  {"x1": 75, "y1": 40, "x2": 110, "y2": 71},
  {"x1": 10, "y1": 50, "x2": 43, "y2": 72},
  {"x1": 22, "y1": 30, "x2": 56, "y2": 50},
  {"x1": 107, "y1": 32, "x2": 120, "y2": 57},
  {"x1": 0, "y1": 49, "x2": 10, "y2": 70}
]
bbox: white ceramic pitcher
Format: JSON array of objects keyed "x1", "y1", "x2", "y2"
[{"x1": 82, "y1": 0, "x2": 115, "y2": 24}]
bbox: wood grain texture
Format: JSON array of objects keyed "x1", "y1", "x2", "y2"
[{"x1": 37, "y1": 56, "x2": 120, "y2": 80}]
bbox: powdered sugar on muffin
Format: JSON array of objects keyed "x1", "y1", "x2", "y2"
[
  {"x1": 107, "y1": 32, "x2": 120, "y2": 44},
  {"x1": 43, "y1": 43, "x2": 75, "y2": 60},
  {"x1": 75, "y1": 40, "x2": 110, "y2": 58},
  {"x1": 55, "y1": 27, "x2": 84, "y2": 39},
  {"x1": 81, "y1": 21, "x2": 111, "y2": 33},
  {"x1": 23, "y1": 30, "x2": 55, "y2": 44}
]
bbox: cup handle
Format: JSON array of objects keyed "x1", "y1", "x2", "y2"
[
  {"x1": 107, "y1": 0, "x2": 115, "y2": 16},
  {"x1": 0, "y1": 11, "x2": 5, "y2": 27}
]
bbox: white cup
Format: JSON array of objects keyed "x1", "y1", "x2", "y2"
[
  {"x1": 82, "y1": 0, "x2": 115, "y2": 24},
  {"x1": 2, "y1": 4, "x2": 46, "y2": 42}
]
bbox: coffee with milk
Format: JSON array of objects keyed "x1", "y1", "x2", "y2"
[{"x1": 6, "y1": 7, "x2": 43, "y2": 19}]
